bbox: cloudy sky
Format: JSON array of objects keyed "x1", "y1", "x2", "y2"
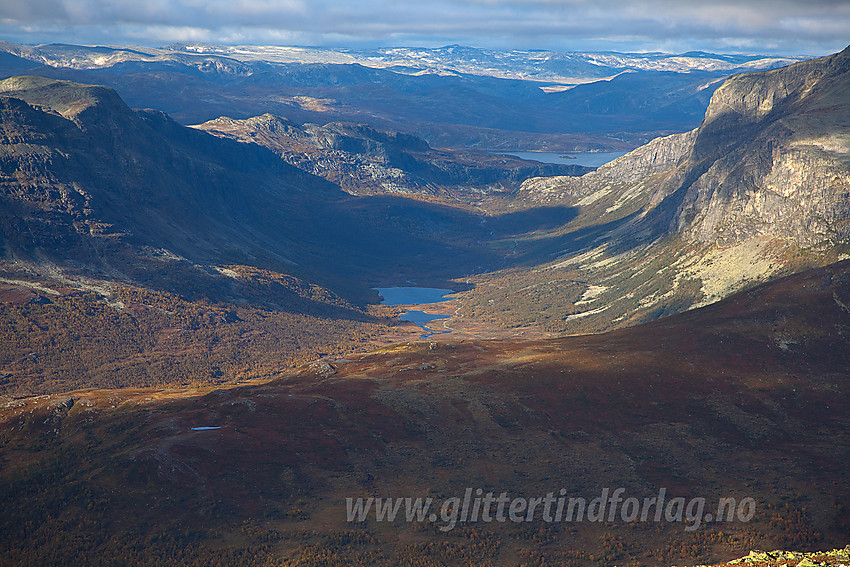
[{"x1": 2, "y1": 0, "x2": 848, "y2": 55}]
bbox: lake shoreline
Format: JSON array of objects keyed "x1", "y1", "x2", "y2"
[
  {"x1": 487, "y1": 150, "x2": 629, "y2": 168},
  {"x1": 371, "y1": 286, "x2": 554, "y2": 343},
  {"x1": 374, "y1": 287, "x2": 456, "y2": 339}
]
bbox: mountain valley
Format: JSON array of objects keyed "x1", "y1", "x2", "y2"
[{"x1": 0, "y1": 39, "x2": 848, "y2": 566}]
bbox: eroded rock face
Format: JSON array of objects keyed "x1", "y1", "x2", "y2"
[{"x1": 702, "y1": 546, "x2": 850, "y2": 567}]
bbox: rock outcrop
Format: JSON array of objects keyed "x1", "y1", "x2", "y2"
[
  {"x1": 694, "y1": 546, "x2": 850, "y2": 567},
  {"x1": 519, "y1": 128, "x2": 697, "y2": 204},
  {"x1": 665, "y1": 45, "x2": 850, "y2": 246}
]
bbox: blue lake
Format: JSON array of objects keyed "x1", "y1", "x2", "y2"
[
  {"x1": 374, "y1": 287, "x2": 455, "y2": 339},
  {"x1": 374, "y1": 286, "x2": 455, "y2": 305},
  {"x1": 498, "y1": 150, "x2": 628, "y2": 168}
]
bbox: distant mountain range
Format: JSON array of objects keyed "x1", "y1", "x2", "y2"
[
  {"x1": 0, "y1": 41, "x2": 808, "y2": 151},
  {"x1": 4, "y1": 41, "x2": 805, "y2": 83}
]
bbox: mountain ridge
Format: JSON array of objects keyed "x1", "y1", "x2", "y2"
[
  {"x1": 193, "y1": 112, "x2": 590, "y2": 197},
  {"x1": 521, "y1": 46, "x2": 850, "y2": 247},
  {"x1": 0, "y1": 75, "x2": 512, "y2": 301},
  {"x1": 2, "y1": 41, "x2": 805, "y2": 82}
]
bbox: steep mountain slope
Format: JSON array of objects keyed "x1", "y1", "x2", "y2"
[
  {"x1": 2, "y1": 260, "x2": 848, "y2": 566},
  {"x1": 522, "y1": 45, "x2": 850, "y2": 244},
  {"x1": 193, "y1": 114, "x2": 588, "y2": 197},
  {"x1": 0, "y1": 75, "x2": 334, "y2": 269},
  {"x1": 0, "y1": 75, "x2": 507, "y2": 300},
  {"x1": 662, "y1": 49, "x2": 850, "y2": 245},
  {"x1": 457, "y1": 47, "x2": 850, "y2": 334}
]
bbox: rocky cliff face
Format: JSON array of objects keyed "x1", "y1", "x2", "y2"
[
  {"x1": 663, "y1": 46, "x2": 850, "y2": 246},
  {"x1": 519, "y1": 128, "x2": 696, "y2": 204},
  {"x1": 699, "y1": 547, "x2": 850, "y2": 567}
]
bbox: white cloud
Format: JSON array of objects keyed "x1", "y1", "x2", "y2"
[{"x1": 0, "y1": 0, "x2": 847, "y2": 54}]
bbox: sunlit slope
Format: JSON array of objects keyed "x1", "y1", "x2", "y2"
[{"x1": 459, "y1": 47, "x2": 850, "y2": 334}]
